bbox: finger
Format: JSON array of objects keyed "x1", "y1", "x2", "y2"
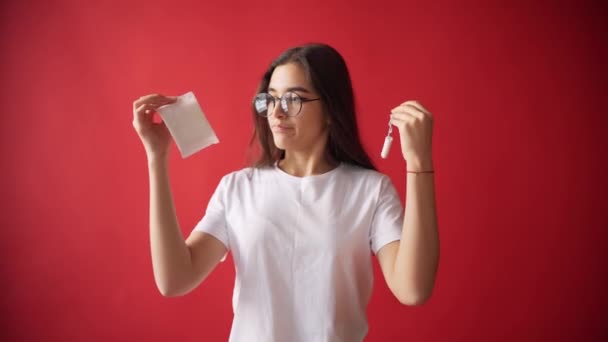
[
  {"x1": 133, "y1": 94, "x2": 177, "y2": 110},
  {"x1": 133, "y1": 103, "x2": 159, "y2": 127},
  {"x1": 389, "y1": 117, "x2": 409, "y2": 131},
  {"x1": 134, "y1": 103, "x2": 157, "y2": 115},
  {"x1": 132, "y1": 100, "x2": 170, "y2": 118},
  {"x1": 401, "y1": 100, "x2": 432, "y2": 119},
  {"x1": 390, "y1": 112, "x2": 416, "y2": 122},
  {"x1": 136, "y1": 93, "x2": 177, "y2": 104},
  {"x1": 389, "y1": 111, "x2": 413, "y2": 123},
  {"x1": 391, "y1": 106, "x2": 424, "y2": 120},
  {"x1": 135, "y1": 96, "x2": 177, "y2": 111}
]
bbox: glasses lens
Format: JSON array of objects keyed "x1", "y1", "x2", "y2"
[
  {"x1": 254, "y1": 93, "x2": 271, "y2": 116},
  {"x1": 255, "y1": 92, "x2": 303, "y2": 116},
  {"x1": 282, "y1": 92, "x2": 302, "y2": 116}
]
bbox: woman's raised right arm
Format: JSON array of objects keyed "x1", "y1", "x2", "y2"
[{"x1": 133, "y1": 94, "x2": 226, "y2": 297}]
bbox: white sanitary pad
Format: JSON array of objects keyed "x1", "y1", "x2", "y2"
[{"x1": 157, "y1": 91, "x2": 219, "y2": 158}]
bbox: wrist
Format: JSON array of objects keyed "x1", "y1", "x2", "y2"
[
  {"x1": 147, "y1": 153, "x2": 169, "y2": 167},
  {"x1": 406, "y1": 158, "x2": 434, "y2": 172}
]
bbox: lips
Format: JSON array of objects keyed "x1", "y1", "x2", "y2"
[{"x1": 272, "y1": 124, "x2": 294, "y2": 132}]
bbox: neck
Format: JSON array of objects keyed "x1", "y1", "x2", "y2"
[{"x1": 279, "y1": 141, "x2": 338, "y2": 177}]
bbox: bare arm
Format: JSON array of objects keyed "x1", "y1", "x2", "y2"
[
  {"x1": 133, "y1": 93, "x2": 227, "y2": 297},
  {"x1": 148, "y1": 157, "x2": 227, "y2": 297},
  {"x1": 378, "y1": 100, "x2": 439, "y2": 305},
  {"x1": 377, "y1": 159, "x2": 439, "y2": 306}
]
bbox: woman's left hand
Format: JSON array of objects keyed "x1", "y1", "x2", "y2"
[{"x1": 389, "y1": 100, "x2": 434, "y2": 170}]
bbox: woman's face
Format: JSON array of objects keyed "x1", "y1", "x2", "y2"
[{"x1": 267, "y1": 62, "x2": 328, "y2": 153}]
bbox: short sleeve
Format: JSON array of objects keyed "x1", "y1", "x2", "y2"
[
  {"x1": 369, "y1": 175, "x2": 404, "y2": 255},
  {"x1": 192, "y1": 176, "x2": 230, "y2": 261}
]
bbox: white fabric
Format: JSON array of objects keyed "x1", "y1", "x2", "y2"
[{"x1": 192, "y1": 162, "x2": 404, "y2": 342}]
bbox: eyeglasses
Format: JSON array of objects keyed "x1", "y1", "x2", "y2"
[{"x1": 254, "y1": 91, "x2": 321, "y2": 117}]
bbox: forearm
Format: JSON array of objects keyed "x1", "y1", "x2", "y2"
[
  {"x1": 393, "y1": 160, "x2": 440, "y2": 303},
  {"x1": 148, "y1": 158, "x2": 193, "y2": 296}
]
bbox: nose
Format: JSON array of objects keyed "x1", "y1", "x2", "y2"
[{"x1": 269, "y1": 100, "x2": 287, "y2": 119}]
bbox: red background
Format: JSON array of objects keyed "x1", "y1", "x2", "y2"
[{"x1": 1, "y1": 0, "x2": 606, "y2": 341}]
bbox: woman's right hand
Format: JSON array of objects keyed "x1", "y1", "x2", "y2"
[{"x1": 132, "y1": 94, "x2": 178, "y2": 160}]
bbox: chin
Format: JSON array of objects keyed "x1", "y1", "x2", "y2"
[{"x1": 273, "y1": 136, "x2": 293, "y2": 150}]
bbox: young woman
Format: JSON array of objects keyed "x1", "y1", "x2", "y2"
[{"x1": 132, "y1": 43, "x2": 439, "y2": 342}]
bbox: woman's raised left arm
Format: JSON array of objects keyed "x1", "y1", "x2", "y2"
[{"x1": 377, "y1": 100, "x2": 439, "y2": 306}]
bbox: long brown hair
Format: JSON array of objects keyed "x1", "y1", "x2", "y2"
[{"x1": 249, "y1": 43, "x2": 376, "y2": 171}]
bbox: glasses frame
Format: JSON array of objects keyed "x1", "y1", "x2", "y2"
[{"x1": 254, "y1": 91, "x2": 321, "y2": 117}]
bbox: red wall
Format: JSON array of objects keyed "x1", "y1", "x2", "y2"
[{"x1": 2, "y1": 0, "x2": 606, "y2": 340}]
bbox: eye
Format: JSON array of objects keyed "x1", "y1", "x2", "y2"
[{"x1": 286, "y1": 92, "x2": 301, "y2": 104}]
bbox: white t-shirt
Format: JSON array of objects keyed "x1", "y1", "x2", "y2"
[{"x1": 192, "y1": 161, "x2": 404, "y2": 342}]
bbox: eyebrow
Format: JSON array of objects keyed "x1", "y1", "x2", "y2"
[{"x1": 268, "y1": 86, "x2": 311, "y2": 94}]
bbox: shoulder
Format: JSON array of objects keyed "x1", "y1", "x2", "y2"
[
  {"x1": 218, "y1": 165, "x2": 274, "y2": 187},
  {"x1": 339, "y1": 163, "x2": 393, "y2": 185},
  {"x1": 337, "y1": 164, "x2": 400, "y2": 206},
  {"x1": 340, "y1": 163, "x2": 400, "y2": 200}
]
